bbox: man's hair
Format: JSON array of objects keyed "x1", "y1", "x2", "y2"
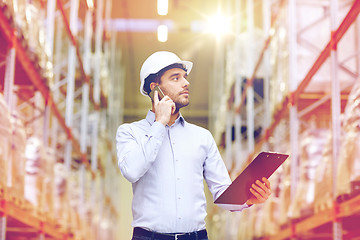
[{"x1": 143, "y1": 63, "x2": 187, "y2": 95}]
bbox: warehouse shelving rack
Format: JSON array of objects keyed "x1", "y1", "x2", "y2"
[
  {"x1": 0, "y1": 0, "x2": 122, "y2": 239},
  {"x1": 208, "y1": 0, "x2": 360, "y2": 239},
  {"x1": 267, "y1": 195, "x2": 360, "y2": 240}
]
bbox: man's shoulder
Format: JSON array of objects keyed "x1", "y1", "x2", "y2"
[
  {"x1": 117, "y1": 119, "x2": 149, "y2": 132},
  {"x1": 185, "y1": 121, "x2": 211, "y2": 135}
]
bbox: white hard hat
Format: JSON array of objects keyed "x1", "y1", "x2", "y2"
[{"x1": 139, "y1": 51, "x2": 193, "y2": 96}]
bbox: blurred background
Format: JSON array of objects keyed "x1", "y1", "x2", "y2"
[{"x1": 1, "y1": 0, "x2": 360, "y2": 239}]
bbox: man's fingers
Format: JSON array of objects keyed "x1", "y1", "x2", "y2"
[
  {"x1": 252, "y1": 183, "x2": 266, "y2": 196},
  {"x1": 250, "y1": 188, "x2": 265, "y2": 201},
  {"x1": 252, "y1": 181, "x2": 271, "y2": 198},
  {"x1": 171, "y1": 102, "x2": 176, "y2": 114},
  {"x1": 255, "y1": 180, "x2": 268, "y2": 193},
  {"x1": 262, "y1": 177, "x2": 271, "y2": 190},
  {"x1": 154, "y1": 90, "x2": 159, "y2": 103}
]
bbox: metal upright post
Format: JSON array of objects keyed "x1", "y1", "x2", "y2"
[
  {"x1": 246, "y1": 0, "x2": 255, "y2": 154},
  {"x1": 330, "y1": 0, "x2": 342, "y2": 239},
  {"x1": 4, "y1": 42, "x2": 16, "y2": 192},
  {"x1": 91, "y1": 1, "x2": 104, "y2": 237},
  {"x1": 225, "y1": 108, "x2": 233, "y2": 169},
  {"x1": 0, "y1": 212, "x2": 6, "y2": 240},
  {"x1": 109, "y1": 19, "x2": 117, "y2": 134},
  {"x1": 44, "y1": 0, "x2": 57, "y2": 149},
  {"x1": 229, "y1": 4, "x2": 244, "y2": 232},
  {"x1": 262, "y1": 0, "x2": 271, "y2": 140},
  {"x1": 233, "y1": 0, "x2": 243, "y2": 173},
  {"x1": 64, "y1": 0, "x2": 79, "y2": 171},
  {"x1": 34, "y1": 92, "x2": 44, "y2": 139},
  {"x1": 51, "y1": 17, "x2": 63, "y2": 151},
  {"x1": 80, "y1": 4, "x2": 93, "y2": 218},
  {"x1": 63, "y1": 0, "x2": 79, "y2": 231},
  {"x1": 46, "y1": 0, "x2": 56, "y2": 56},
  {"x1": 104, "y1": 0, "x2": 111, "y2": 200},
  {"x1": 4, "y1": 45, "x2": 16, "y2": 112},
  {"x1": 288, "y1": 0, "x2": 299, "y2": 203},
  {"x1": 91, "y1": 0, "x2": 104, "y2": 172},
  {"x1": 357, "y1": 12, "x2": 360, "y2": 75},
  {"x1": 3, "y1": 32, "x2": 16, "y2": 240}
]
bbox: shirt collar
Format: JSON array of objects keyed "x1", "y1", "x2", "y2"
[{"x1": 146, "y1": 110, "x2": 185, "y2": 127}]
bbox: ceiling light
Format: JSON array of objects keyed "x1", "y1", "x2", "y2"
[
  {"x1": 157, "y1": 0, "x2": 168, "y2": 16},
  {"x1": 86, "y1": 0, "x2": 94, "y2": 9},
  {"x1": 157, "y1": 25, "x2": 168, "y2": 42}
]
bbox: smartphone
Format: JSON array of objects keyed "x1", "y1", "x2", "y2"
[{"x1": 149, "y1": 85, "x2": 165, "y2": 101}]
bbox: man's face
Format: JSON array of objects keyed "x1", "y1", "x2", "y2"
[{"x1": 159, "y1": 67, "x2": 190, "y2": 110}]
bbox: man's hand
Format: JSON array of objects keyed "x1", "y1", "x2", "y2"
[
  {"x1": 245, "y1": 177, "x2": 271, "y2": 206},
  {"x1": 154, "y1": 90, "x2": 175, "y2": 126}
]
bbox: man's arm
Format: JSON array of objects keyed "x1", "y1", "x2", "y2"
[{"x1": 116, "y1": 122, "x2": 165, "y2": 183}]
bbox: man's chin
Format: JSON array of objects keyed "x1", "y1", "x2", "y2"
[{"x1": 176, "y1": 101, "x2": 190, "y2": 110}]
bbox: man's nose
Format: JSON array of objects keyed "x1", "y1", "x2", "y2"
[{"x1": 183, "y1": 78, "x2": 190, "y2": 87}]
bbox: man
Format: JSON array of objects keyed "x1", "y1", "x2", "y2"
[{"x1": 116, "y1": 51, "x2": 271, "y2": 240}]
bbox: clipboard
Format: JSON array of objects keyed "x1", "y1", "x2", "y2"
[{"x1": 214, "y1": 151, "x2": 289, "y2": 205}]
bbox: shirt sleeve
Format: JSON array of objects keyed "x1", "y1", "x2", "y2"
[
  {"x1": 216, "y1": 203, "x2": 250, "y2": 212},
  {"x1": 203, "y1": 130, "x2": 248, "y2": 212},
  {"x1": 116, "y1": 121, "x2": 166, "y2": 183}
]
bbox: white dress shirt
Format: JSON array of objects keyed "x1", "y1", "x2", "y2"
[{"x1": 116, "y1": 111, "x2": 248, "y2": 233}]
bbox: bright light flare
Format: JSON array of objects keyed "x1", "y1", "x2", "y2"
[
  {"x1": 206, "y1": 14, "x2": 232, "y2": 35},
  {"x1": 157, "y1": 25, "x2": 168, "y2": 42},
  {"x1": 157, "y1": 0, "x2": 168, "y2": 16},
  {"x1": 86, "y1": 0, "x2": 94, "y2": 9}
]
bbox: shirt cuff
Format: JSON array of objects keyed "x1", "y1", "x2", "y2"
[{"x1": 216, "y1": 203, "x2": 250, "y2": 212}]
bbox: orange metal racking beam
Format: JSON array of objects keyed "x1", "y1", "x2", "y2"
[
  {"x1": 0, "y1": 6, "x2": 94, "y2": 175},
  {"x1": 0, "y1": 199, "x2": 72, "y2": 239},
  {"x1": 267, "y1": 195, "x2": 360, "y2": 240}
]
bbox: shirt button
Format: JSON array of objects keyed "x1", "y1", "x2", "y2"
[{"x1": 177, "y1": 178, "x2": 180, "y2": 180}]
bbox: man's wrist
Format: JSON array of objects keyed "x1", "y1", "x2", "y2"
[
  {"x1": 155, "y1": 119, "x2": 168, "y2": 126},
  {"x1": 245, "y1": 200, "x2": 253, "y2": 207}
]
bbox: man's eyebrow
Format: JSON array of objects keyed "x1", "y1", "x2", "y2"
[{"x1": 169, "y1": 72, "x2": 188, "y2": 78}]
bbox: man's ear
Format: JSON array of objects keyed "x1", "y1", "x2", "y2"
[{"x1": 150, "y1": 82, "x2": 158, "y2": 91}]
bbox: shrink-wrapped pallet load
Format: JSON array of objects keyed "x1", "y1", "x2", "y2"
[
  {"x1": 8, "y1": 114, "x2": 27, "y2": 203},
  {"x1": 0, "y1": 94, "x2": 11, "y2": 193},
  {"x1": 314, "y1": 133, "x2": 334, "y2": 213},
  {"x1": 258, "y1": 170, "x2": 283, "y2": 236},
  {"x1": 24, "y1": 136, "x2": 55, "y2": 219},
  {"x1": 24, "y1": 137, "x2": 44, "y2": 208},
  {"x1": 269, "y1": 119, "x2": 291, "y2": 227},
  {"x1": 278, "y1": 160, "x2": 291, "y2": 226},
  {"x1": 54, "y1": 162, "x2": 67, "y2": 228},
  {"x1": 68, "y1": 170, "x2": 81, "y2": 231},
  {"x1": 41, "y1": 148, "x2": 55, "y2": 220},
  {"x1": 336, "y1": 82, "x2": 360, "y2": 200},
  {"x1": 288, "y1": 126, "x2": 328, "y2": 219}
]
